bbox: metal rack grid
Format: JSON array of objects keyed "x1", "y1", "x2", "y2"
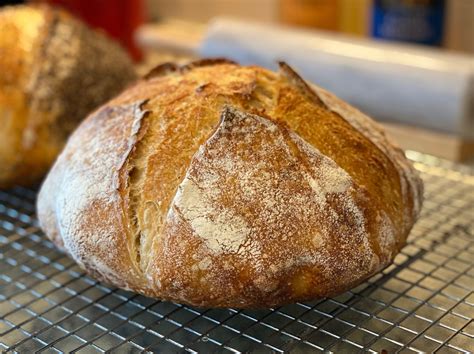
[{"x1": 1, "y1": 151, "x2": 473, "y2": 353}]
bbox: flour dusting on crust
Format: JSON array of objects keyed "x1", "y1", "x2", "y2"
[
  {"x1": 173, "y1": 177, "x2": 251, "y2": 253},
  {"x1": 38, "y1": 101, "x2": 148, "y2": 289},
  {"x1": 164, "y1": 106, "x2": 381, "y2": 292}
]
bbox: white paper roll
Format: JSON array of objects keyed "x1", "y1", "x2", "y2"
[{"x1": 199, "y1": 18, "x2": 474, "y2": 138}]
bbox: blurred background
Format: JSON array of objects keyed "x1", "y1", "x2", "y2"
[{"x1": 1, "y1": 0, "x2": 474, "y2": 161}]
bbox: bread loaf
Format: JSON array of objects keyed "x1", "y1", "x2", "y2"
[
  {"x1": 0, "y1": 5, "x2": 136, "y2": 188},
  {"x1": 37, "y1": 59, "x2": 423, "y2": 308}
]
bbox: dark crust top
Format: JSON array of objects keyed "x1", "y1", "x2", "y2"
[{"x1": 143, "y1": 58, "x2": 237, "y2": 80}]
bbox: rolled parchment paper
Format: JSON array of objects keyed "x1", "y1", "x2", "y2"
[{"x1": 199, "y1": 18, "x2": 474, "y2": 138}]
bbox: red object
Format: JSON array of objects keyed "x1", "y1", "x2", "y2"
[{"x1": 44, "y1": 0, "x2": 144, "y2": 61}]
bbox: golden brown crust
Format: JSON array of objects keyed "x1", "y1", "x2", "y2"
[
  {"x1": 37, "y1": 60, "x2": 423, "y2": 308},
  {"x1": 0, "y1": 5, "x2": 137, "y2": 188}
]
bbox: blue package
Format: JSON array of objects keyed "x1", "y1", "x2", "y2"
[{"x1": 372, "y1": 0, "x2": 445, "y2": 46}]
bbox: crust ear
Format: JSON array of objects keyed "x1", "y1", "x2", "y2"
[
  {"x1": 278, "y1": 61, "x2": 326, "y2": 107},
  {"x1": 143, "y1": 62, "x2": 179, "y2": 79},
  {"x1": 180, "y1": 57, "x2": 237, "y2": 71},
  {"x1": 143, "y1": 58, "x2": 237, "y2": 80}
]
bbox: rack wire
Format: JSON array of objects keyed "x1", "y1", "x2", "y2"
[{"x1": 1, "y1": 151, "x2": 473, "y2": 353}]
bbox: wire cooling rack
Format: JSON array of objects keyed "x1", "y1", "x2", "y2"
[{"x1": 1, "y1": 151, "x2": 473, "y2": 353}]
